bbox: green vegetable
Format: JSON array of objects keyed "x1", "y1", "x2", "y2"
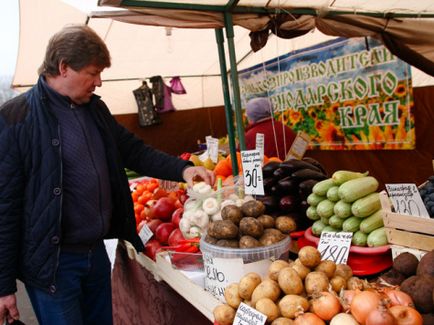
[
  {"x1": 312, "y1": 178, "x2": 335, "y2": 196},
  {"x1": 312, "y1": 220, "x2": 326, "y2": 236},
  {"x1": 342, "y1": 216, "x2": 363, "y2": 232},
  {"x1": 306, "y1": 206, "x2": 320, "y2": 220},
  {"x1": 352, "y1": 231, "x2": 368, "y2": 246},
  {"x1": 351, "y1": 192, "x2": 381, "y2": 218},
  {"x1": 332, "y1": 170, "x2": 369, "y2": 185},
  {"x1": 307, "y1": 193, "x2": 326, "y2": 207},
  {"x1": 338, "y1": 176, "x2": 379, "y2": 203},
  {"x1": 359, "y1": 210, "x2": 384, "y2": 234},
  {"x1": 322, "y1": 225, "x2": 339, "y2": 233},
  {"x1": 367, "y1": 227, "x2": 388, "y2": 247},
  {"x1": 316, "y1": 199, "x2": 335, "y2": 218},
  {"x1": 334, "y1": 200, "x2": 352, "y2": 219},
  {"x1": 326, "y1": 186, "x2": 340, "y2": 202},
  {"x1": 328, "y1": 215, "x2": 344, "y2": 229},
  {"x1": 320, "y1": 216, "x2": 330, "y2": 225}
]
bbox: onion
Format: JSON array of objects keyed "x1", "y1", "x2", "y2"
[
  {"x1": 310, "y1": 291, "x2": 341, "y2": 321},
  {"x1": 350, "y1": 290, "x2": 381, "y2": 324},
  {"x1": 365, "y1": 304, "x2": 396, "y2": 325},
  {"x1": 293, "y1": 312, "x2": 325, "y2": 325},
  {"x1": 384, "y1": 289, "x2": 413, "y2": 307},
  {"x1": 389, "y1": 305, "x2": 423, "y2": 325},
  {"x1": 340, "y1": 289, "x2": 358, "y2": 312},
  {"x1": 330, "y1": 313, "x2": 360, "y2": 325}
]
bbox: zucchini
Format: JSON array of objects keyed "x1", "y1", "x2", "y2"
[
  {"x1": 326, "y1": 186, "x2": 340, "y2": 202},
  {"x1": 351, "y1": 192, "x2": 381, "y2": 217},
  {"x1": 359, "y1": 210, "x2": 384, "y2": 234},
  {"x1": 312, "y1": 178, "x2": 335, "y2": 196},
  {"x1": 307, "y1": 193, "x2": 325, "y2": 207},
  {"x1": 334, "y1": 200, "x2": 352, "y2": 219},
  {"x1": 338, "y1": 176, "x2": 379, "y2": 203},
  {"x1": 306, "y1": 206, "x2": 320, "y2": 220},
  {"x1": 352, "y1": 231, "x2": 368, "y2": 247},
  {"x1": 322, "y1": 225, "x2": 339, "y2": 233},
  {"x1": 328, "y1": 215, "x2": 344, "y2": 229},
  {"x1": 312, "y1": 220, "x2": 326, "y2": 236},
  {"x1": 367, "y1": 227, "x2": 388, "y2": 247},
  {"x1": 320, "y1": 216, "x2": 330, "y2": 225},
  {"x1": 342, "y1": 216, "x2": 363, "y2": 232},
  {"x1": 316, "y1": 199, "x2": 335, "y2": 218},
  {"x1": 332, "y1": 170, "x2": 369, "y2": 185}
]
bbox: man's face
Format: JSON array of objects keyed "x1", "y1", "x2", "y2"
[{"x1": 62, "y1": 64, "x2": 104, "y2": 105}]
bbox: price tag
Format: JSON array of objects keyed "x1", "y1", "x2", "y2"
[
  {"x1": 234, "y1": 302, "x2": 267, "y2": 325},
  {"x1": 241, "y1": 150, "x2": 264, "y2": 195},
  {"x1": 317, "y1": 232, "x2": 352, "y2": 264},
  {"x1": 255, "y1": 133, "x2": 264, "y2": 164},
  {"x1": 138, "y1": 223, "x2": 153, "y2": 245},
  {"x1": 285, "y1": 131, "x2": 310, "y2": 160},
  {"x1": 385, "y1": 183, "x2": 430, "y2": 218},
  {"x1": 206, "y1": 136, "x2": 219, "y2": 163},
  {"x1": 203, "y1": 253, "x2": 244, "y2": 301}
]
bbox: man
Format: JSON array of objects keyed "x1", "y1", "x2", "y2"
[{"x1": 0, "y1": 25, "x2": 214, "y2": 324}]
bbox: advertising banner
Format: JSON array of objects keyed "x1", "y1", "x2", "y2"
[{"x1": 238, "y1": 37, "x2": 415, "y2": 150}]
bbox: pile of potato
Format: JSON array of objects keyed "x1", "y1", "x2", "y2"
[
  {"x1": 204, "y1": 199, "x2": 297, "y2": 248},
  {"x1": 213, "y1": 246, "x2": 360, "y2": 324}
]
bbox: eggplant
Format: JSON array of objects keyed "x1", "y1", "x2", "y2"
[
  {"x1": 278, "y1": 195, "x2": 299, "y2": 213},
  {"x1": 263, "y1": 177, "x2": 276, "y2": 193},
  {"x1": 302, "y1": 157, "x2": 328, "y2": 175},
  {"x1": 276, "y1": 176, "x2": 299, "y2": 194},
  {"x1": 262, "y1": 161, "x2": 281, "y2": 178},
  {"x1": 280, "y1": 158, "x2": 322, "y2": 173},
  {"x1": 291, "y1": 168, "x2": 327, "y2": 181},
  {"x1": 272, "y1": 167, "x2": 292, "y2": 179},
  {"x1": 298, "y1": 179, "x2": 319, "y2": 199},
  {"x1": 256, "y1": 195, "x2": 278, "y2": 213}
]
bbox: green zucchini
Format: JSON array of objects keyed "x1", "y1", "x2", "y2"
[
  {"x1": 367, "y1": 227, "x2": 388, "y2": 247},
  {"x1": 320, "y1": 216, "x2": 330, "y2": 225},
  {"x1": 316, "y1": 199, "x2": 335, "y2": 218},
  {"x1": 307, "y1": 193, "x2": 326, "y2": 207},
  {"x1": 306, "y1": 206, "x2": 320, "y2": 221},
  {"x1": 332, "y1": 170, "x2": 369, "y2": 185},
  {"x1": 328, "y1": 215, "x2": 344, "y2": 229},
  {"x1": 338, "y1": 176, "x2": 379, "y2": 203},
  {"x1": 342, "y1": 216, "x2": 363, "y2": 232},
  {"x1": 312, "y1": 178, "x2": 335, "y2": 196},
  {"x1": 352, "y1": 231, "x2": 368, "y2": 247},
  {"x1": 326, "y1": 186, "x2": 340, "y2": 202},
  {"x1": 312, "y1": 220, "x2": 326, "y2": 236},
  {"x1": 359, "y1": 210, "x2": 384, "y2": 234},
  {"x1": 334, "y1": 200, "x2": 352, "y2": 219},
  {"x1": 351, "y1": 192, "x2": 381, "y2": 218},
  {"x1": 322, "y1": 225, "x2": 339, "y2": 233}
]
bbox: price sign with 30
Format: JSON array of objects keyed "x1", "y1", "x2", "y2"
[{"x1": 241, "y1": 150, "x2": 264, "y2": 195}]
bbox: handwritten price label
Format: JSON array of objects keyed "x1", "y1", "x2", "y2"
[
  {"x1": 317, "y1": 232, "x2": 352, "y2": 264},
  {"x1": 241, "y1": 150, "x2": 264, "y2": 195},
  {"x1": 138, "y1": 223, "x2": 153, "y2": 245},
  {"x1": 385, "y1": 183, "x2": 430, "y2": 218},
  {"x1": 234, "y1": 302, "x2": 267, "y2": 325}
]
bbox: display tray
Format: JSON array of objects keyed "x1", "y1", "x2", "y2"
[{"x1": 299, "y1": 227, "x2": 392, "y2": 276}]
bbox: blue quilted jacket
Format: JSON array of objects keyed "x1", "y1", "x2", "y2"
[{"x1": 0, "y1": 77, "x2": 190, "y2": 296}]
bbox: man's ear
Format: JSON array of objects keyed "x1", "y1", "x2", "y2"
[{"x1": 59, "y1": 60, "x2": 68, "y2": 77}]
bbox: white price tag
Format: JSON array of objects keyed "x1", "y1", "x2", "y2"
[
  {"x1": 203, "y1": 253, "x2": 244, "y2": 301},
  {"x1": 241, "y1": 150, "x2": 264, "y2": 195},
  {"x1": 138, "y1": 223, "x2": 153, "y2": 245},
  {"x1": 385, "y1": 183, "x2": 430, "y2": 218},
  {"x1": 206, "y1": 136, "x2": 219, "y2": 163},
  {"x1": 317, "y1": 232, "x2": 352, "y2": 264},
  {"x1": 285, "y1": 131, "x2": 310, "y2": 160},
  {"x1": 255, "y1": 133, "x2": 264, "y2": 164},
  {"x1": 234, "y1": 302, "x2": 267, "y2": 325}
]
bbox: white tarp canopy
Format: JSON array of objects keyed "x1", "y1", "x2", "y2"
[{"x1": 13, "y1": 0, "x2": 434, "y2": 115}]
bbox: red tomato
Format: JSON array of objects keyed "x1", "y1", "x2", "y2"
[
  {"x1": 155, "y1": 222, "x2": 176, "y2": 245},
  {"x1": 150, "y1": 197, "x2": 176, "y2": 221}
]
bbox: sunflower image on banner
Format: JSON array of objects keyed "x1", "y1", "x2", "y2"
[{"x1": 238, "y1": 37, "x2": 415, "y2": 150}]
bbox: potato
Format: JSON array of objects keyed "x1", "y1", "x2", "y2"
[
  {"x1": 255, "y1": 298, "x2": 280, "y2": 322},
  {"x1": 416, "y1": 250, "x2": 434, "y2": 277},
  {"x1": 221, "y1": 205, "x2": 243, "y2": 225},
  {"x1": 268, "y1": 260, "x2": 291, "y2": 281},
  {"x1": 213, "y1": 304, "x2": 236, "y2": 325},
  {"x1": 241, "y1": 200, "x2": 266, "y2": 218},
  {"x1": 305, "y1": 271, "x2": 329, "y2": 295},
  {"x1": 315, "y1": 260, "x2": 336, "y2": 278},
  {"x1": 334, "y1": 263, "x2": 353, "y2": 280},
  {"x1": 224, "y1": 283, "x2": 242, "y2": 309},
  {"x1": 330, "y1": 275, "x2": 347, "y2": 293},
  {"x1": 239, "y1": 217, "x2": 264, "y2": 238},
  {"x1": 277, "y1": 267, "x2": 304, "y2": 295},
  {"x1": 238, "y1": 272, "x2": 262, "y2": 300},
  {"x1": 259, "y1": 228, "x2": 285, "y2": 246},
  {"x1": 216, "y1": 239, "x2": 239, "y2": 248},
  {"x1": 239, "y1": 235, "x2": 261, "y2": 248},
  {"x1": 208, "y1": 220, "x2": 238, "y2": 239},
  {"x1": 298, "y1": 246, "x2": 321, "y2": 268},
  {"x1": 275, "y1": 216, "x2": 297, "y2": 234},
  {"x1": 203, "y1": 234, "x2": 218, "y2": 244},
  {"x1": 251, "y1": 279, "x2": 281, "y2": 305},
  {"x1": 257, "y1": 214, "x2": 275, "y2": 228},
  {"x1": 291, "y1": 259, "x2": 310, "y2": 280},
  {"x1": 271, "y1": 317, "x2": 294, "y2": 325},
  {"x1": 278, "y1": 294, "x2": 309, "y2": 319}
]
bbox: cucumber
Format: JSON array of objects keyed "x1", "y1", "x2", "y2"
[
  {"x1": 326, "y1": 186, "x2": 340, "y2": 202},
  {"x1": 334, "y1": 200, "x2": 352, "y2": 219},
  {"x1": 352, "y1": 231, "x2": 368, "y2": 247},
  {"x1": 312, "y1": 178, "x2": 335, "y2": 196},
  {"x1": 367, "y1": 227, "x2": 388, "y2": 247},
  {"x1": 332, "y1": 170, "x2": 369, "y2": 185},
  {"x1": 307, "y1": 193, "x2": 326, "y2": 207},
  {"x1": 316, "y1": 199, "x2": 335, "y2": 218},
  {"x1": 351, "y1": 192, "x2": 381, "y2": 218},
  {"x1": 360, "y1": 210, "x2": 384, "y2": 234},
  {"x1": 342, "y1": 216, "x2": 363, "y2": 232},
  {"x1": 338, "y1": 176, "x2": 379, "y2": 203}
]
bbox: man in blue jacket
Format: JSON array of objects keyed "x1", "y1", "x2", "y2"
[{"x1": 0, "y1": 25, "x2": 214, "y2": 325}]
